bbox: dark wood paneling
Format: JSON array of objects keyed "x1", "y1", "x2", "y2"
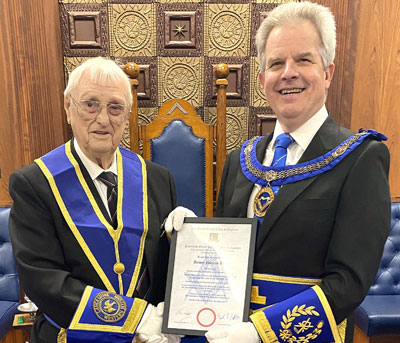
[
  {"x1": 310, "y1": 0, "x2": 360, "y2": 129},
  {"x1": 351, "y1": 0, "x2": 400, "y2": 200},
  {"x1": 0, "y1": 0, "x2": 66, "y2": 206}
]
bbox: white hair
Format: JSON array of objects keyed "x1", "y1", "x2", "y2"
[
  {"x1": 256, "y1": 1, "x2": 336, "y2": 74},
  {"x1": 64, "y1": 57, "x2": 132, "y2": 108}
]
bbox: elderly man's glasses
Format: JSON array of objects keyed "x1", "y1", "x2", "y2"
[{"x1": 70, "y1": 95, "x2": 129, "y2": 125}]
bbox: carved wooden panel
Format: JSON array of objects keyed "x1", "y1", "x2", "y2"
[
  {"x1": 250, "y1": 57, "x2": 269, "y2": 108},
  {"x1": 205, "y1": 57, "x2": 250, "y2": 107},
  {"x1": 249, "y1": 107, "x2": 276, "y2": 138},
  {"x1": 256, "y1": 114, "x2": 277, "y2": 136},
  {"x1": 250, "y1": 3, "x2": 279, "y2": 57},
  {"x1": 121, "y1": 108, "x2": 158, "y2": 150},
  {"x1": 115, "y1": 56, "x2": 158, "y2": 107},
  {"x1": 205, "y1": 107, "x2": 249, "y2": 152},
  {"x1": 69, "y1": 11, "x2": 101, "y2": 47},
  {"x1": 205, "y1": 3, "x2": 251, "y2": 58},
  {"x1": 158, "y1": 56, "x2": 204, "y2": 107},
  {"x1": 60, "y1": 3, "x2": 109, "y2": 56},
  {"x1": 109, "y1": 4, "x2": 155, "y2": 57},
  {"x1": 57, "y1": 0, "x2": 363, "y2": 159},
  {"x1": 59, "y1": 0, "x2": 298, "y2": 154},
  {"x1": 158, "y1": 4, "x2": 203, "y2": 56}
]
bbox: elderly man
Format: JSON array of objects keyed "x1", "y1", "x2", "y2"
[
  {"x1": 9, "y1": 57, "x2": 178, "y2": 343},
  {"x1": 169, "y1": 2, "x2": 391, "y2": 343}
]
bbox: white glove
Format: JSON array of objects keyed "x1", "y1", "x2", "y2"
[
  {"x1": 164, "y1": 206, "x2": 196, "y2": 234},
  {"x1": 135, "y1": 335, "x2": 168, "y2": 343},
  {"x1": 136, "y1": 303, "x2": 165, "y2": 342},
  {"x1": 135, "y1": 333, "x2": 180, "y2": 343},
  {"x1": 205, "y1": 322, "x2": 260, "y2": 343},
  {"x1": 163, "y1": 334, "x2": 181, "y2": 343},
  {"x1": 135, "y1": 303, "x2": 181, "y2": 343}
]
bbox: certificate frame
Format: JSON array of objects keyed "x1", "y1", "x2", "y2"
[{"x1": 162, "y1": 217, "x2": 257, "y2": 336}]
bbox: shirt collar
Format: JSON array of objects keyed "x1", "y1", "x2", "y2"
[
  {"x1": 73, "y1": 139, "x2": 117, "y2": 181},
  {"x1": 273, "y1": 105, "x2": 328, "y2": 151}
]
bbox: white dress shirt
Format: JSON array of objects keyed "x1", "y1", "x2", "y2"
[
  {"x1": 247, "y1": 105, "x2": 329, "y2": 217},
  {"x1": 74, "y1": 139, "x2": 117, "y2": 217}
]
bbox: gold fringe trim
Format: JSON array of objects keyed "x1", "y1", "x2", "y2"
[
  {"x1": 338, "y1": 319, "x2": 347, "y2": 342},
  {"x1": 253, "y1": 273, "x2": 322, "y2": 285},
  {"x1": 251, "y1": 311, "x2": 279, "y2": 343},
  {"x1": 57, "y1": 328, "x2": 67, "y2": 343}
]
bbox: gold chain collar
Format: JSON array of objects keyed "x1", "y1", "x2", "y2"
[{"x1": 244, "y1": 131, "x2": 368, "y2": 182}]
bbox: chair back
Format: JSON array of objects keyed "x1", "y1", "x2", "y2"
[
  {"x1": 142, "y1": 99, "x2": 212, "y2": 217},
  {"x1": 124, "y1": 63, "x2": 228, "y2": 217},
  {"x1": 0, "y1": 208, "x2": 19, "y2": 302},
  {"x1": 367, "y1": 202, "x2": 400, "y2": 295}
]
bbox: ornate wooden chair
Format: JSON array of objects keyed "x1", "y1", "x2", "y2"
[{"x1": 124, "y1": 63, "x2": 228, "y2": 217}]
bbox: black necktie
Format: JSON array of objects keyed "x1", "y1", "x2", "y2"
[{"x1": 97, "y1": 172, "x2": 118, "y2": 228}]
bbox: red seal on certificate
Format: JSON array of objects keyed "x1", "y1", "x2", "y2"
[{"x1": 196, "y1": 308, "x2": 216, "y2": 327}]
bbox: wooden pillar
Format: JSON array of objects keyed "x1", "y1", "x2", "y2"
[
  {"x1": 215, "y1": 63, "x2": 228, "y2": 197},
  {"x1": 124, "y1": 62, "x2": 140, "y2": 154}
]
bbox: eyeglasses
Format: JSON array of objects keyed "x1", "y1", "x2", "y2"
[{"x1": 70, "y1": 95, "x2": 129, "y2": 125}]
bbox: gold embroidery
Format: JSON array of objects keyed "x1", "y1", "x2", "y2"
[
  {"x1": 122, "y1": 298, "x2": 147, "y2": 333},
  {"x1": 251, "y1": 286, "x2": 267, "y2": 305},
  {"x1": 251, "y1": 311, "x2": 279, "y2": 343},
  {"x1": 69, "y1": 286, "x2": 147, "y2": 333},
  {"x1": 253, "y1": 273, "x2": 322, "y2": 285},
  {"x1": 312, "y1": 286, "x2": 343, "y2": 343},
  {"x1": 92, "y1": 292, "x2": 127, "y2": 323},
  {"x1": 338, "y1": 319, "x2": 347, "y2": 342},
  {"x1": 279, "y1": 305, "x2": 322, "y2": 343},
  {"x1": 57, "y1": 328, "x2": 67, "y2": 343},
  {"x1": 294, "y1": 317, "x2": 313, "y2": 334}
]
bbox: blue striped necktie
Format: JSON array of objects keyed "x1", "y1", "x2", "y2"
[
  {"x1": 270, "y1": 133, "x2": 294, "y2": 193},
  {"x1": 254, "y1": 133, "x2": 294, "y2": 225}
]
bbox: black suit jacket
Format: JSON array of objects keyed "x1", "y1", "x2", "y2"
[
  {"x1": 216, "y1": 116, "x2": 391, "y2": 327},
  {"x1": 9, "y1": 144, "x2": 176, "y2": 343}
]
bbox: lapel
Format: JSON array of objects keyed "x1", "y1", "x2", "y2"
[
  {"x1": 256, "y1": 116, "x2": 343, "y2": 250},
  {"x1": 70, "y1": 139, "x2": 113, "y2": 225},
  {"x1": 230, "y1": 134, "x2": 273, "y2": 217}
]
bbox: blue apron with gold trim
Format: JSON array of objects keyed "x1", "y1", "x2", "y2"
[
  {"x1": 250, "y1": 274, "x2": 347, "y2": 343},
  {"x1": 35, "y1": 141, "x2": 149, "y2": 342}
]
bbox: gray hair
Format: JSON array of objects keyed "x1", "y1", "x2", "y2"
[
  {"x1": 256, "y1": 1, "x2": 336, "y2": 74},
  {"x1": 64, "y1": 57, "x2": 132, "y2": 109}
]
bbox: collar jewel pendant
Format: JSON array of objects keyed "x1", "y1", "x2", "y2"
[{"x1": 254, "y1": 186, "x2": 274, "y2": 217}]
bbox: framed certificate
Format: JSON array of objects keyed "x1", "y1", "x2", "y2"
[{"x1": 162, "y1": 217, "x2": 257, "y2": 336}]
